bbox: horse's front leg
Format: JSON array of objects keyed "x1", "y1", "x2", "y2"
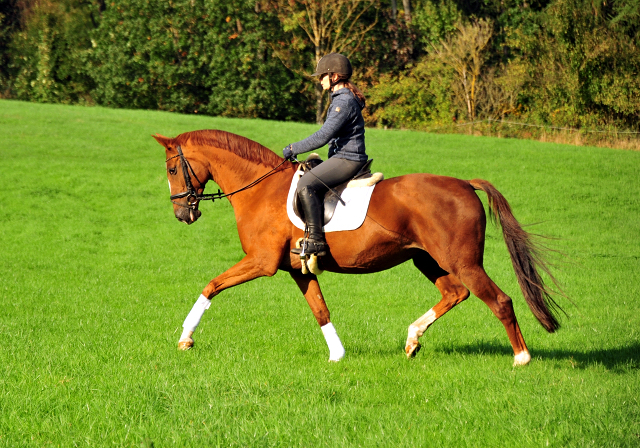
[
  {"x1": 289, "y1": 271, "x2": 345, "y2": 362},
  {"x1": 178, "y1": 254, "x2": 277, "y2": 350}
]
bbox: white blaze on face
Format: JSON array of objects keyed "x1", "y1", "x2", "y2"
[{"x1": 168, "y1": 179, "x2": 171, "y2": 193}]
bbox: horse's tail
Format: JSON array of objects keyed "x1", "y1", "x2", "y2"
[{"x1": 470, "y1": 179, "x2": 563, "y2": 333}]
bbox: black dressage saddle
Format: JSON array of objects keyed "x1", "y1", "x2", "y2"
[{"x1": 293, "y1": 158, "x2": 374, "y2": 226}]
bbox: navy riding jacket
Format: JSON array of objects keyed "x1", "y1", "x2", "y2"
[{"x1": 290, "y1": 88, "x2": 367, "y2": 162}]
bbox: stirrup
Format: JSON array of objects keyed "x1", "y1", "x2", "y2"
[
  {"x1": 303, "y1": 239, "x2": 327, "y2": 257},
  {"x1": 291, "y1": 237, "x2": 327, "y2": 257}
]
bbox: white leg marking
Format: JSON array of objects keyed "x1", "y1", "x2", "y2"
[
  {"x1": 407, "y1": 325, "x2": 420, "y2": 342},
  {"x1": 405, "y1": 309, "x2": 437, "y2": 358},
  {"x1": 178, "y1": 294, "x2": 211, "y2": 350},
  {"x1": 321, "y1": 322, "x2": 345, "y2": 362},
  {"x1": 513, "y1": 351, "x2": 531, "y2": 366},
  {"x1": 180, "y1": 327, "x2": 193, "y2": 341},
  {"x1": 407, "y1": 309, "x2": 437, "y2": 340}
]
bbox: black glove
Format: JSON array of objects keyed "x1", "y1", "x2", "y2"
[{"x1": 283, "y1": 144, "x2": 294, "y2": 160}]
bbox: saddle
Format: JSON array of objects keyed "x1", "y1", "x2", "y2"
[{"x1": 292, "y1": 155, "x2": 383, "y2": 226}]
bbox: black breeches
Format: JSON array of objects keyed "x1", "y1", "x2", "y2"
[{"x1": 297, "y1": 157, "x2": 367, "y2": 196}]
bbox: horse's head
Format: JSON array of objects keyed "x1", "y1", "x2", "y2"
[{"x1": 153, "y1": 134, "x2": 209, "y2": 225}]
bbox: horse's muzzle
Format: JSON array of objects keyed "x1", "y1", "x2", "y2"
[{"x1": 176, "y1": 207, "x2": 201, "y2": 225}]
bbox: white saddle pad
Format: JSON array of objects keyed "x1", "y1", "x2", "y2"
[{"x1": 286, "y1": 169, "x2": 382, "y2": 233}]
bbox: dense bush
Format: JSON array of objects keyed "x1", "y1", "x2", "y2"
[
  {"x1": 5, "y1": 0, "x2": 96, "y2": 103},
  {"x1": 511, "y1": 0, "x2": 640, "y2": 129},
  {"x1": 87, "y1": 0, "x2": 312, "y2": 120},
  {"x1": 364, "y1": 0, "x2": 640, "y2": 132},
  {"x1": 2, "y1": 0, "x2": 313, "y2": 121},
  {"x1": 0, "y1": 0, "x2": 21, "y2": 97},
  {"x1": 363, "y1": 55, "x2": 455, "y2": 128},
  {"x1": 1, "y1": 0, "x2": 639, "y2": 139}
]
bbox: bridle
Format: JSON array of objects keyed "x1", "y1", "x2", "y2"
[{"x1": 165, "y1": 145, "x2": 288, "y2": 210}]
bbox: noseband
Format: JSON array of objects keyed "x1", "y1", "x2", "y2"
[
  {"x1": 166, "y1": 145, "x2": 288, "y2": 210},
  {"x1": 165, "y1": 145, "x2": 221, "y2": 210}
]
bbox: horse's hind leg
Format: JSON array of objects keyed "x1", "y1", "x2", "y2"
[
  {"x1": 290, "y1": 271, "x2": 345, "y2": 362},
  {"x1": 405, "y1": 253, "x2": 470, "y2": 358},
  {"x1": 457, "y1": 266, "x2": 531, "y2": 366}
]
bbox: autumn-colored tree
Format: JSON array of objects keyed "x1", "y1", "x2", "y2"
[
  {"x1": 431, "y1": 18, "x2": 492, "y2": 121},
  {"x1": 274, "y1": 0, "x2": 378, "y2": 123}
]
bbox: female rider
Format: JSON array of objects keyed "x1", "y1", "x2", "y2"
[{"x1": 283, "y1": 53, "x2": 368, "y2": 257}]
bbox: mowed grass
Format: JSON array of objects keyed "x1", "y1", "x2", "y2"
[{"x1": 0, "y1": 99, "x2": 639, "y2": 447}]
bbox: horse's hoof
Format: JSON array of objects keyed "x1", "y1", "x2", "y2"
[
  {"x1": 405, "y1": 342, "x2": 421, "y2": 359},
  {"x1": 513, "y1": 351, "x2": 531, "y2": 366},
  {"x1": 178, "y1": 338, "x2": 194, "y2": 351}
]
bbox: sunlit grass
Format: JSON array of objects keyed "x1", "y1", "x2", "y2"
[{"x1": 0, "y1": 100, "x2": 639, "y2": 447}]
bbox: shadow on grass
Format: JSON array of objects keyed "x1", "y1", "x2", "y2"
[
  {"x1": 435, "y1": 341, "x2": 640, "y2": 371},
  {"x1": 350, "y1": 344, "x2": 403, "y2": 358}
]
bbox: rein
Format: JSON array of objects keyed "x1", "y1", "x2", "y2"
[{"x1": 166, "y1": 145, "x2": 288, "y2": 210}]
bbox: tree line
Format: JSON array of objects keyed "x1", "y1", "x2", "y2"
[{"x1": 1, "y1": 0, "x2": 638, "y2": 139}]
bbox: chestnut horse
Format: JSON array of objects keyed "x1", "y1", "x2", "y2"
[{"x1": 153, "y1": 130, "x2": 563, "y2": 366}]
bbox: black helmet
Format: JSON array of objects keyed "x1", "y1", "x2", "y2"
[{"x1": 312, "y1": 53, "x2": 352, "y2": 78}]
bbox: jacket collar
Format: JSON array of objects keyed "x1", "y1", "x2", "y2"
[
  {"x1": 330, "y1": 87, "x2": 363, "y2": 108},
  {"x1": 331, "y1": 87, "x2": 349, "y2": 98}
]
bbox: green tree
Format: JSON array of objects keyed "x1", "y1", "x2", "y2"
[
  {"x1": 88, "y1": 0, "x2": 312, "y2": 121},
  {"x1": 412, "y1": 0, "x2": 461, "y2": 49},
  {"x1": 8, "y1": 0, "x2": 98, "y2": 103},
  {"x1": 0, "y1": 0, "x2": 21, "y2": 97},
  {"x1": 431, "y1": 18, "x2": 493, "y2": 121},
  {"x1": 363, "y1": 54, "x2": 455, "y2": 128},
  {"x1": 507, "y1": 0, "x2": 640, "y2": 128}
]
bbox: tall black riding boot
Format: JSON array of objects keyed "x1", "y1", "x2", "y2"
[{"x1": 292, "y1": 186, "x2": 327, "y2": 256}]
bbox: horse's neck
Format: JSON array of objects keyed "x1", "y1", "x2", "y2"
[{"x1": 203, "y1": 146, "x2": 276, "y2": 196}]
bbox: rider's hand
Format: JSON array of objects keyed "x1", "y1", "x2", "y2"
[{"x1": 283, "y1": 145, "x2": 294, "y2": 161}]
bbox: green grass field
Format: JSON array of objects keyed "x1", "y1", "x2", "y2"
[{"x1": 1, "y1": 99, "x2": 639, "y2": 447}]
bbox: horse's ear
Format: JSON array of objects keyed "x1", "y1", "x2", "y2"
[{"x1": 153, "y1": 134, "x2": 172, "y2": 148}]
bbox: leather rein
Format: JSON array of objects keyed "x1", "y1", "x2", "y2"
[{"x1": 166, "y1": 145, "x2": 288, "y2": 210}]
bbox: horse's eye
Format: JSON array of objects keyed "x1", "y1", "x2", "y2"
[{"x1": 169, "y1": 167, "x2": 177, "y2": 175}]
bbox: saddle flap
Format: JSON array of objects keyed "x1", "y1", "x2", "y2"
[
  {"x1": 323, "y1": 183, "x2": 348, "y2": 224},
  {"x1": 292, "y1": 158, "x2": 383, "y2": 226},
  {"x1": 287, "y1": 167, "x2": 382, "y2": 233}
]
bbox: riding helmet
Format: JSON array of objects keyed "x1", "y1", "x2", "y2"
[{"x1": 312, "y1": 53, "x2": 352, "y2": 78}]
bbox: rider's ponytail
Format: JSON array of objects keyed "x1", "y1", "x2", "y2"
[{"x1": 334, "y1": 74, "x2": 366, "y2": 107}]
